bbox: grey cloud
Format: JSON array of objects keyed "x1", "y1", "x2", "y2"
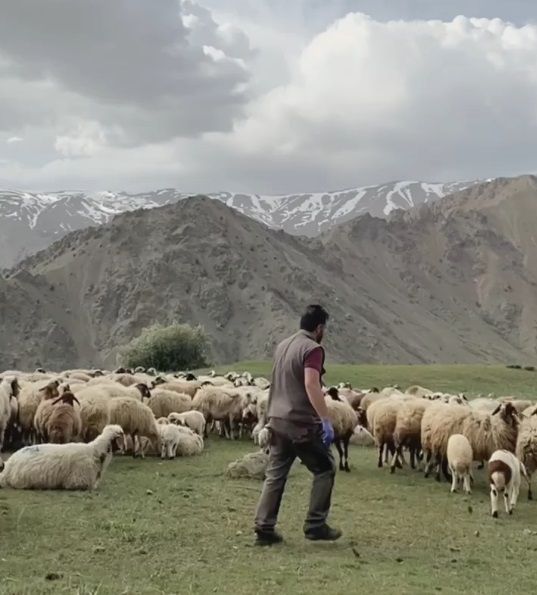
[{"x1": 0, "y1": 0, "x2": 251, "y2": 144}]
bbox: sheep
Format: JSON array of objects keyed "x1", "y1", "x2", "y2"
[
  {"x1": 461, "y1": 402, "x2": 520, "y2": 463},
  {"x1": 108, "y1": 397, "x2": 159, "y2": 458},
  {"x1": 77, "y1": 388, "x2": 112, "y2": 442},
  {"x1": 34, "y1": 384, "x2": 75, "y2": 443},
  {"x1": 173, "y1": 425, "x2": 204, "y2": 456},
  {"x1": 147, "y1": 389, "x2": 192, "y2": 418},
  {"x1": 0, "y1": 377, "x2": 19, "y2": 451},
  {"x1": 515, "y1": 411, "x2": 537, "y2": 500},
  {"x1": 84, "y1": 382, "x2": 151, "y2": 401},
  {"x1": 226, "y1": 451, "x2": 269, "y2": 480},
  {"x1": 360, "y1": 391, "x2": 387, "y2": 412},
  {"x1": 192, "y1": 386, "x2": 249, "y2": 439},
  {"x1": 447, "y1": 434, "x2": 473, "y2": 494},
  {"x1": 488, "y1": 449, "x2": 528, "y2": 517},
  {"x1": 156, "y1": 417, "x2": 170, "y2": 425},
  {"x1": 0, "y1": 425, "x2": 124, "y2": 490},
  {"x1": 158, "y1": 423, "x2": 183, "y2": 459},
  {"x1": 390, "y1": 398, "x2": 433, "y2": 473},
  {"x1": 46, "y1": 392, "x2": 82, "y2": 444},
  {"x1": 325, "y1": 393, "x2": 358, "y2": 472},
  {"x1": 168, "y1": 411, "x2": 206, "y2": 436},
  {"x1": 18, "y1": 380, "x2": 60, "y2": 444},
  {"x1": 421, "y1": 402, "x2": 471, "y2": 481},
  {"x1": 405, "y1": 385, "x2": 434, "y2": 399},
  {"x1": 498, "y1": 397, "x2": 533, "y2": 416},
  {"x1": 350, "y1": 425, "x2": 375, "y2": 446},
  {"x1": 469, "y1": 398, "x2": 500, "y2": 413},
  {"x1": 367, "y1": 398, "x2": 400, "y2": 469},
  {"x1": 151, "y1": 380, "x2": 200, "y2": 398}
]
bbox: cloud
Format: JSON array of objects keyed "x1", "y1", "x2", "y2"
[
  {"x1": 2, "y1": 9, "x2": 537, "y2": 193},
  {"x1": 0, "y1": 0, "x2": 252, "y2": 147},
  {"x1": 6, "y1": 136, "x2": 23, "y2": 144}
]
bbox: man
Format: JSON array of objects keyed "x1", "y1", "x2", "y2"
[{"x1": 253, "y1": 304, "x2": 341, "y2": 546}]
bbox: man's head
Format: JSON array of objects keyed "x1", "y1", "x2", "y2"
[{"x1": 300, "y1": 305, "x2": 329, "y2": 344}]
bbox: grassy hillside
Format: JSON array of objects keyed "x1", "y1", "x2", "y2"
[
  {"x1": 216, "y1": 362, "x2": 537, "y2": 398},
  {"x1": 2, "y1": 440, "x2": 537, "y2": 594}
]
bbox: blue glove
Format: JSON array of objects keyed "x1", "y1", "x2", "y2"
[{"x1": 321, "y1": 418, "x2": 334, "y2": 447}]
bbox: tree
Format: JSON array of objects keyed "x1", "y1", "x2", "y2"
[{"x1": 120, "y1": 323, "x2": 209, "y2": 371}]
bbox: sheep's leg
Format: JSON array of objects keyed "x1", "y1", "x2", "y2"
[
  {"x1": 463, "y1": 473, "x2": 472, "y2": 495},
  {"x1": 409, "y1": 448, "x2": 416, "y2": 470},
  {"x1": 435, "y1": 455, "x2": 442, "y2": 482},
  {"x1": 377, "y1": 442, "x2": 384, "y2": 468},
  {"x1": 491, "y1": 485, "x2": 499, "y2": 517},
  {"x1": 390, "y1": 445, "x2": 402, "y2": 474},
  {"x1": 528, "y1": 472, "x2": 533, "y2": 501},
  {"x1": 504, "y1": 487, "x2": 511, "y2": 514},
  {"x1": 510, "y1": 484, "x2": 519, "y2": 513},
  {"x1": 441, "y1": 457, "x2": 451, "y2": 482},
  {"x1": 167, "y1": 442, "x2": 173, "y2": 459},
  {"x1": 343, "y1": 435, "x2": 350, "y2": 472},
  {"x1": 450, "y1": 469, "x2": 458, "y2": 493},
  {"x1": 132, "y1": 433, "x2": 138, "y2": 458},
  {"x1": 334, "y1": 440, "x2": 344, "y2": 471},
  {"x1": 423, "y1": 450, "x2": 433, "y2": 478}
]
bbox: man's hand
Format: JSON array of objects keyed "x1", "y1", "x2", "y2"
[{"x1": 321, "y1": 418, "x2": 334, "y2": 447}]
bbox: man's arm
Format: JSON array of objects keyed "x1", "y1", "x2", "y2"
[{"x1": 304, "y1": 367, "x2": 330, "y2": 419}]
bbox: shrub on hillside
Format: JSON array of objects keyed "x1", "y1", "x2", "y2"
[{"x1": 120, "y1": 323, "x2": 209, "y2": 371}]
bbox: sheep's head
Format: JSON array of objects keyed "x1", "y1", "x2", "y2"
[
  {"x1": 326, "y1": 387, "x2": 340, "y2": 401},
  {"x1": 135, "y1": 366, "x2": 145, "y2": 374},
  {"x1": 147, "y1": 367, "x2": 157, "y2": 376},
  {"x1": 10, "y1": 378, "x2": 20, "y2": 398},
  {"x1": 136, "y1": 383, "x2": 151, "y2": 400},
  {"x1": 91, "y1": 369, "x2": 104, "y2": 377},
  {"x1": 356, "y1": 407, "x2": 367, "y2": 428},
  {"x1": 152, "y1": 376, "x2": 166, "y2": 387},
  {"x1": 39, "y1": 381, "x2": 60, "y2": 400},
  {"x1": 369, "y1": 387, "x2": 379, "y2": 394},
  {"x1": 114, "y1": 367, "x2": 126, "y2": 374},
  {"x1": 52, "y1": 392, "x2": 80, "y2": 407},
  {"x1": 35, "y1": 367, "x2": 46, "y2": 374},
  {"x1": 156, "y1": 417, "x2": 169, "y2": 425},
  {"x1": 201, "y1": 380, "x2": 214, "y2": 387},
  {"x1": 492, "y1": 402, "x2": 520, "y2": 426},
  {"x1": 185, "y1": 373, "x2": 197, "y2": 381},
  {"x1": 102, "y1": 424, "x2": 125, "y2": 451},
  {"x1": 62, "y1": 384, "x2": 71, "y2": 394},
  {"x1": 167, "y1": 413, "x2": 181, "y2": 425}
]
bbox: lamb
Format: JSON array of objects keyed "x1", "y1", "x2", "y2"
[
  {"x1": 447, "y1": 434, "x2": 473, "y2": 494},
  {"x1": 174, "y1": 425, "x2": 204, "y2": 456},
  {"x1": 405, "y1": 385, "x2": 434, "y2": 399},
  {"x1": 515, "y1": 411, "x2": 537, "y2": 500},
  {"x1": 488, "y1": 449, "x2": 528, "y2": 517},
  {"x1": 167, "y1": 411, "x2": 206, "y2": 436},
  {"x1": 0, "y1": 377, "x2": 19, "y2": 452},
  {"x1": 226, "y1": 451, "x2": 269, "y2": 480},
  {"x1": 0, "y1": 425, "x2": 124, "y2": 490},
  {"x1": 46, "y1": 392, "x2": 82, "y2": 444},
  {"x1": 325, "y1": 393, "x2": 358, "y2": 472},
  {"x1": 146, "y1": 389, "x2": 192, "y2": 418},
  {"x1": 158, "y1": 423, "x2": 183, "y2": 459},
  {"x1": 108, "y1": 397, "x2": 159, "y2": 458}
]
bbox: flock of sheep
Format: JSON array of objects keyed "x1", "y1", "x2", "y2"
[{"x1": 1, "y1": 366, "x2": 536, "y2": 518}]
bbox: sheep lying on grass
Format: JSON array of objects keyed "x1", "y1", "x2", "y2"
[
  {"x1": 0, "y1": 425, "x2": 124, "y2": 490},
  {"x1": 226, "y1": 451, "x2": 269, "y2": 480}
]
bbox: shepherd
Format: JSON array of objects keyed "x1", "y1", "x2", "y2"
[{"x1": 253, "y1": 304, "x2": 341, "y2": 545}]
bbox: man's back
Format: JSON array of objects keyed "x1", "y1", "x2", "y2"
[{"x1": 267, "y1": 329, "x2": 324, "y2": 424}]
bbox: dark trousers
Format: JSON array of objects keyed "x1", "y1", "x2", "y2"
[{"x1": 254, "y1": 422, "x2": 336, "y2": 533}]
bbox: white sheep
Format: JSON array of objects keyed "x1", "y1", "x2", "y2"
[
  {"x1": 515, "y1": 412, "x2": 537, "y2": 500},
  {"x1": 0, "y1": 425, "x2": 124, "y2": 490},
  {"x1": 158, "y1": 423, "x2": 183, "y2": 459},
  {"x1": 447, "y1": 434, "x2": 473, "y2": 494},
  {"x1": 147, "y1": 389, "x2": 192, "y2": 418},
  {"x1": 0, "y1": 377, "x2": 19, "y2": 451},
  {"x1": 167, "y1": 411, "x2": 206, "y2": 436},
  {"x1": 192, "y1": 386, "x2": 249, "y2": 439},
  {"x1": 488, "y1": 449, "x2": 528, "y2": 518},
  {"x1": 108, "y1": 397, "x2": 159, "y2": 458}
]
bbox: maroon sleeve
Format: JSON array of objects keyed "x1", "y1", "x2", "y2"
[{"x1": 304, "y1": 347, "x2": 323, "y2": 373}]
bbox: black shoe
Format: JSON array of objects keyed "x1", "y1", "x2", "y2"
[
  {"x1": 254, "y1": 530, "x2": 284, "y2": 546},
  {"x1": 305, "y1": 524, "x2": 342, "y2": 541}
]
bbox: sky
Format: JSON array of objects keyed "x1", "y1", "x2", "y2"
[{"x1": 1, "y1": 0, "x2": 537, "y2": 193}]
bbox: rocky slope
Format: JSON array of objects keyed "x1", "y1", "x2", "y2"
[
  {"x1": 0, "y1": 181, "x2": 472, "y2": 268},
  {"x1": 1, "y1": 176, "x2": 536, "y2": 370}
]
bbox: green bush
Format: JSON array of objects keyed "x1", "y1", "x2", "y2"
[{"x1": 120, "y1": 323, "x2": 209, "y2": 371}]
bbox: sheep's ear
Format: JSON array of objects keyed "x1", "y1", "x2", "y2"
[
  {"x1": 531, "y1": 409, "x2": 537, "y2": 416},
  {"x1": 491, "y1": 405, "x2": 501, "y2": 415},
  {"x1": 73, "y1": 395, "x2": 81, "y2": 406},
  {"x1": 52, "y1": 396, "x2": 62, "y2": 405}
]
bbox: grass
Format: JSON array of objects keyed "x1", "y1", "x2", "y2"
[
  {"x1": 2, "y1": 441, "x2": 537, "y2": 594},
  {"x1": 214, "y1": 362, "x2": 537, "y2": 398},
  {"x1": 3, "y1": 364, "x2": 537, "y2": 594}
]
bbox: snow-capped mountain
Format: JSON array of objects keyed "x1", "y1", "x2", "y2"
[{"x1": 0, "y1": 180, "x2": 474, "y2": 269}]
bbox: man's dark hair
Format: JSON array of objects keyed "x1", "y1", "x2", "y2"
[{"x1": 300, "y1": 305, "x2": 329, "y2": 332}]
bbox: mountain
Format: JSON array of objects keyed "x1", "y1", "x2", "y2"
[
  {"x1": 0, "y1": 180, "x2": 473, "y2": 269},
  {"x1": 2, "y1": 175, "x2": 537, "y2": 371}
]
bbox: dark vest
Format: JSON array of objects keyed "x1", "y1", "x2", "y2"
[{"x1": 267, "y1": 329, "x2": 325, "y2": 425}]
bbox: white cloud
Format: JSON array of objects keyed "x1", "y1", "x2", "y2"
[
  {"x1": 6, "y1": 136, "x2": 23, "y2": 144},
  {"x1": 2, "y1": 10, "x2": 537, "y2": 192}
]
